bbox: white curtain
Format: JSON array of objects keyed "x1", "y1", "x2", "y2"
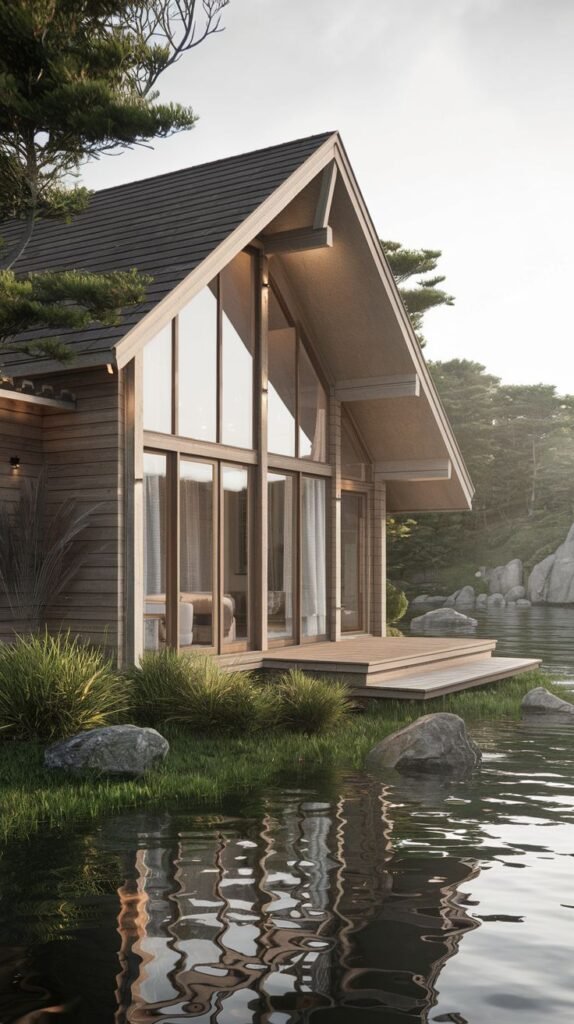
[
  {"x1": 144, "y1": 474, "x2": 165, "y2": 596},
  {"x1": 301, "y1": 477, "x2": 327, "y2": 636},
  {"x1": 268, "y1": 475, "x2": 294, "y2": 637}
]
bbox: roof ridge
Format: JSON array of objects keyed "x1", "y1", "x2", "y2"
[{"x1": 91, "y1": 131, "x2": 338, "y2": 197}]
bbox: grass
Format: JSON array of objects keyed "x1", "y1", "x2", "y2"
[{"x1": 0, "y1": 668, "x2": 564, "y2": 843}]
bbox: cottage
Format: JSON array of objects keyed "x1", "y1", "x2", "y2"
[{"x1": 0, "y1": 133, "x2": 539, "y2": 694}]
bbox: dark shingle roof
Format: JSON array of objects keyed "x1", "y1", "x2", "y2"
[{"x1": 2, "y1": 132, "x2": 334, "y2": 372}]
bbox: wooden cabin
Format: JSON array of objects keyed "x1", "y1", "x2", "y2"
[{"x1": 0, "y1": 133, "x2": 538, "y2": 695}]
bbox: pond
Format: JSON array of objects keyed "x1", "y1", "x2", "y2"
[
  {"x1": 1, "y1": 713, "x2": 573, "y2": 1022},
  {"x1": 405, "y1": 604, "x2": 574, "y2": 676}
]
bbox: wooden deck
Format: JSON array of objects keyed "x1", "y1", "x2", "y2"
[{"x1": 217, "y1": 635, "x2": 540, "y2": 699}]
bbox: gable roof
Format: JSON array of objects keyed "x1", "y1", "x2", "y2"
[
  {"x1": 2, "y1": 130, "x2": 474, "y2": 513},
  {"x1": 1, "y1": 132, "x2": 334, "y2": 373}
]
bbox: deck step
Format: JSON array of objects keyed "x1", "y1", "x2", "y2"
[{"x1": 353, "y1": 656, "x2": 541, "y2": 700}]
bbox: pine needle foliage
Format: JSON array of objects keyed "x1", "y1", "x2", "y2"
[
  {"x1": 0, "y1": 631, "x2": 128, "y2": 742},
  {"x1": 0, "y1": 0, "x2": 229, "y2": 359}
]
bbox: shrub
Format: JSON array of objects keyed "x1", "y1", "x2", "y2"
[
  {"x1": 129, "y1": 651, "x2": 280, "y2": 736},
  {"x1": 276, "y1": 669, "x2": 355, "y2": 735},
  {"x1": 0, "y1": 632, "x2": 128, "y2": 742}
]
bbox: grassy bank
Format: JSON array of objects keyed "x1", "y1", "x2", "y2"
[{"x1": 0, "y1": 670, "x2": 563, "y2": 842}]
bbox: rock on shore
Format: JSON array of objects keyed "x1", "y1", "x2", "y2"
[
  {"x1": 366, "y1": 713, "x2": 482, "y2": 775},
  {"x1": 410, "y1": 608, "x2": 478, "y2": 634}
]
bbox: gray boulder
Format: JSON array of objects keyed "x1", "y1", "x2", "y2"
[
  {"x1": 45, "y1": 725, "x2": 169, "y2": 777},
  {"x1": 410, "y1": 607, "x2": 478, "y2": 634},
  {"x1": 488, "y1": 565, "x2": 505, "y2": 595},
  {"x1": 444, "y1": 595, "x2": 456, "y2": 607},
  {"x1": 454, "y1": 585, "x2": 475, "y2": 609},
  {"x1": 527, "y1": 553, "x2": 555, "y2": 603},
  {"x1": 501, "y1": 558, "x2": 523, "y2": 594},
  {"x1": 521, "y1": 687, "x2": 574, "y2": 716},
  {"x1": 366, "y1": 713, "x2": 481, "y2": 775},
  {"x1": 505, "y1": 585, "x2": 526, "y2": 603},
  {"x1": 516, "y1": 598, "x2": 532, "y2": 608},
  {"x1": 411, "y1": 594, "x2": 430, "y2": 605},
  {"x1": 475, "y1": 593, "x2": 488, "y2": 610},
  {"x1": 544, "y1": 525, "x2": 574, "y2": 603},
  {"x1": 487, "y1": 593, "x2": 505, "y2": 608},
  {"x1": 424, "y1": 595, "x2": 448, "y2": 608}
]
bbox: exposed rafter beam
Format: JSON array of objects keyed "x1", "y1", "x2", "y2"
[
  {"x1": 313, "y1": 160, "x2": 338, "y2": 229},
  {"x1": 262, "y1": 225, "x2": 333, "y2": 255},
  {"x1": 374, "y1": 459, "x2": 452, "y2": 482},
  {"x1": 335, "y1": 373, "x2": 420, "y2": 402}
]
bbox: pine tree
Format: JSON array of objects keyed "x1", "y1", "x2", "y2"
[
  {"x1": 0, "y1": 0, "x2": 228, "y2": 363},
  {"x1": 381, "y1": 240, "x2": 454, "y2": 347}
]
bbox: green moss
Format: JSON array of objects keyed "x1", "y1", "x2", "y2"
[{"x1": 0, "y1": 669, "x2": 563, "y2": 842}]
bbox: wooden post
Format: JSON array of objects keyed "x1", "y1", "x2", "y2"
[
  {"x1": 124, "y1": 355, "x2": 144, "y2": 665},
  {"x1": 329, "y1": 394, "x2": 341, "y2": 641},
  {"x1": 254, "y1": 253, "x2": 269, "y2": 652},
  {"x1": 371, "y1": 478, "x2": 387, "y2": 636}
]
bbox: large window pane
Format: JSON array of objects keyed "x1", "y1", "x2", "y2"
[
  {"x1": 267, "y1": 472, "x2": 295, "y2": 640},
  {"x1": 221, "y1": 253, "x2": 254, "y2": 448},
  {"x1": 143, "y1": 325, "x2": 172, "y2": 433},
  {"x1": 341, "y1": 492, "x2": 366, "y2": 632},
  {"x1": 178, "y1": 283, "x2": 218, "y2": 441},
  {"x1": 268, "y1": 288, "x2": 296, "y2": 456},
  {"x1": 180, "y1": 459, "x2": 214, "y2": 648},
  {"x1": 143, "y1": 452, "x2": 167, "y2": 650},
  {"x1": 299, "y1": 344, "x2": 327, "y2": 461},
  {"x1": 301, "y1": 477, "x2": 327, "y2": 638},
  {"x1": 222, "y1": 466, "x2": 250, "y2": 644}
]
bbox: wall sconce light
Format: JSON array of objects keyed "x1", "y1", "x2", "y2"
[
  {"x1": 106, "y1": 363, "x2": 115, "y2": 375},
  {"x1": 10, "y1": 456, "x2": 20, "y2": 470}
]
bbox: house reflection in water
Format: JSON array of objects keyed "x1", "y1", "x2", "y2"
[{"x1": 113, "y1": 780, "x2": 480, "y2": 1022}]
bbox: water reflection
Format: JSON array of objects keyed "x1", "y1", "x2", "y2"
[{"x1": 0, "y1": 716, "x2": 573, "y2": 1022}]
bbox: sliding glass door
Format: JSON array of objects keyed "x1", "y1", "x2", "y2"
[{"x1": 144, "y1": 453, "x2": 251, "y2": 654}]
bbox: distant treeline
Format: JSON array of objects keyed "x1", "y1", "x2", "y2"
[{"x1": 388, "y1": 359, "x2": 574, "y2": 591}]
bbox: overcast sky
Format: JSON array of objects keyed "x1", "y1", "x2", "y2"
[{"x1": 84, "y1": 0, "x2": 574, "y2": 392}]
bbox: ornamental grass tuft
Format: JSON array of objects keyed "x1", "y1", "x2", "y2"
[
  {"x1": 0, "y1": 632, "x2": 129, "y2": 743},
  {"x1": 276, "y1": 668, "x2": 355, "y2": 735},
  {"x1": 129, "y1": 651, "x2": 280, "y2": 736}
]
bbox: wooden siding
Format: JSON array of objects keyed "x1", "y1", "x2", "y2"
[
  {"x1": 0, "y1": 398, "x2": 44, "y2": 638},
  {"x1": 0, "y1": 369, "x2": 124, "y2": 653},
  {"x1": 42, "y1": 368, "x2": 124, "y2": 653}
]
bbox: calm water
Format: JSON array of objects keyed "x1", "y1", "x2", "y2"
[
  {"x1": 406, "y1": 605, "x2": 574, "y2": 676},
  {"x1": 1, "y1": 714, "x2": 574, "y2": 1022}
]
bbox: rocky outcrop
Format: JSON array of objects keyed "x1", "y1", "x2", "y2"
[
  {"x1": 454, "y1": 585, "x2": 475, "y2": 609},
  {"x1": 527, "y1": 525, "x2": 574, "y2": 604},
  {"x1": 516, "y1": 598, "x2": 532, "y2": 607},
  {"x1": 410, "y1": 608, "x2": 478, "y2": 634},
  {"x1": 366, "y1": 713, "x2": 482, "y2": 775},
  {"x1": 475, "y1": 593, "x2": 488, "y2": 610},
  {"x1": 45, "y1": 725, "x2": 169, "y2": 777},
  {"x1": 521, "y1": 687, "x2": 574, "y2": 716},
  {"x1": 485, "y1": 559, "x2": 523, "y2": 596},
  {"x1": 487, "y1": 593, "x2": 505, "y2": 607},
  {"x1": 505, "y1": 585, "x2": 526, "y2": 603}
]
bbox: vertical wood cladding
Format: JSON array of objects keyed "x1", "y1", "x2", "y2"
[{"x1": 40, "y1": 368, "x2": 124, "y2": 654}]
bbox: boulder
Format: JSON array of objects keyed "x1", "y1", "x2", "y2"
[
  {"x1": 501, "y1": 559, "x2": 523, "y2": 594},
  {"x1": 475, "y1": 593, "x2": 488, "y2": 610},
  {"x1": 488, "y1": 565, "x2": 505, "y2": 595},
  {"x1": 410, "y1": 608, "x2": 478, "y2": 634},
  {"x1": 521, "y1": 687, "x2": 574, "y2": 716},
  {"x1": 45, "y1": 725, "x2": 169, "y2": 777},
  {"x1": 487, "y1": 593, "x2": 505, "y2": 607},
  {"x1": 411, "y1": 594, "x2": 430, "y2": 605},
  {"x1": 543, "y1": 525, "x2": 574, "y2": 603},
  {"x1": 444, "y1": 595, "x2": 456, "y2": 607},
  {"x1": 454, "y1": 585, "x2": 475, "y2": 609},
  {"x1": 516, "y1": 598, "x2": 532, "y2": 608},
  {"x1": 366, "y1": 713, "x2": 482, "y2": 775},
  {"x1": 424, "y1": 595, "x2": 448, "y2": 608},
  {"x1": 505, "y1": 585, "x2": 526, "y2": 603},
  {"x1": 527, "y1": 553, "x2": 555, "y2": 603}
]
